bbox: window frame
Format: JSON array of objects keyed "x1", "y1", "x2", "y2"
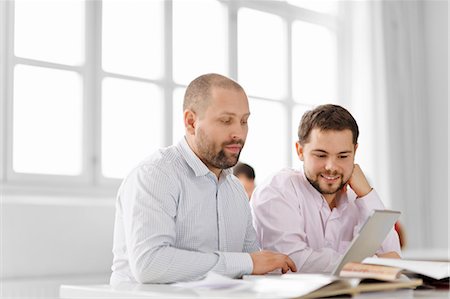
[{"x1": 0, "y1": 0, "x2": 344, "y2": 196}]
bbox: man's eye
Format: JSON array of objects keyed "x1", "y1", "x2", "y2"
[
  {"x1": 315, "y1": 154, "x2": 326, "y2": 158},
  {"x1": 339, "y1": 155, "x2": 349, "y2": 159},
  {"x1": 221, "y1": 119, "x2": 231, "y2": 124}
]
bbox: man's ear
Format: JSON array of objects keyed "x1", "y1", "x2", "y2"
[
  {"x1": 295, "y1": 141, "x2": 305, "y2": 161},
  {"x1": 354, "y1": 143, "x2": 358, "y2": 154},
  {"x1": 184, "y1": 109, "x2": 197, "y2": 135}
]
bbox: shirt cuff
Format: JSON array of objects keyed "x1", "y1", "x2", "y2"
[
  {"x1": 216, "y1": 252, "x2": 254, "y2": 278},
  {"x1": 354, "y1": 189, "x2": 386, "y2": 222}
]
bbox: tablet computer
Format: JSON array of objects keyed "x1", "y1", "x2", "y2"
[{"x1": 331, "y1": 209, "x2": 401, "y2": 275}]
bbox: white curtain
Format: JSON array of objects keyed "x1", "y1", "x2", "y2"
[{"x1": 344, "y1": 0, "x2": 448, "y2": 251}]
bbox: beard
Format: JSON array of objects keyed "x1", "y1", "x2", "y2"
[
  {"x1": 305, "y1": 169, "x2": 349, "y2": 195},
  {"x1": 196, "y1": 128, "x2": 245, "y2": 170}
]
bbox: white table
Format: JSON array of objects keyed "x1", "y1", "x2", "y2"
[{"x1": 60, "y1": 283, "x2": 450, "y2": 299}]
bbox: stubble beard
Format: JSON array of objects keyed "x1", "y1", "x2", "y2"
[
  {"x1": 305, "y1": 169, "x2": 349, "y2": 195},
  {"x1": 197, "y1": 129, "x2": 244, "y2": 170}
]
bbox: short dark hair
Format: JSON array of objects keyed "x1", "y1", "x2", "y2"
[
  {"x1": 298, "y1": 104, "x2": 359, "y2": 145},
  {"x1": 233, "y1": 163, "x2": 255, "y2": 180},
  {"x1": 183, "y1": 73, "x2": 244, "y2": 116}
]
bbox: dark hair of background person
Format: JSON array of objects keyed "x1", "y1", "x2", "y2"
[
  {"x1": 233, "y1": 162, "x2": 255, "y2": 180},
  {"x1": 298, "y1": 104, "x2": 359, "y2": 145}
]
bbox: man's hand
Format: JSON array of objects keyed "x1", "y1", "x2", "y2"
[
  {"x1": 250, "y1": 250, "x2": 297, "y2": 274},
  {"x1": 376, "y1": 251, "x2": 401, "y2": 259},
  {"x1": 347, "y1": 164, "x2": 372, "y2": 198}
]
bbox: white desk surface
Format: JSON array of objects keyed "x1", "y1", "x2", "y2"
[{"x1": 60, "y1": 283, "x2": 450, "y2": 299}]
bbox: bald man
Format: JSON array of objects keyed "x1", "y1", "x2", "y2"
[{"x1": 110, "y1": 73, "x2": 296, "y2": 284}]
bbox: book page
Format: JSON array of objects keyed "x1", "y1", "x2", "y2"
[
  {"x1": 363, "y1": 257, "x2": 450, "y2": 280},
  {"x1": 340, "y1": 262, "x2": 402, "y2": 281},
  {"x1": 244, "y1": 273, "x2": 421, "y2": 298},
  {"x1": 174, "y1": 272, "x2": 251, "y2": 290},
  {"x1": 245, "y1": 274, "x2": 340, "y2": 298}
]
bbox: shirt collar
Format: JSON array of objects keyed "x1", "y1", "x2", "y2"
[
  {"x1": 300, "y1": 168, "x2": 324, "y2": 209},
  {"x1": 178, "y1": 137, "x2": 233, "y2": 178}
]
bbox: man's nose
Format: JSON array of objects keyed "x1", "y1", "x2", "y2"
[
  {"x1": 325, "y1": 158, "x2": 337, "y2": 172},
  {"x1": 231, "y1": 124, "x2": 247, "y2": 141}
]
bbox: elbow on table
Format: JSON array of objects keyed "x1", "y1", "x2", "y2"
[
  {"x1": 130, "y1": 256, "x2": 173, "y2": 284},
  {"x1": 131, "y1": 266, "x2": 168, "y2": 284},
  {"x1": 133, "y1": 272, "x2": 156, "y2": 284}
]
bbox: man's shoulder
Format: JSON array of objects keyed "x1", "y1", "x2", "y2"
[
  {"x1": 255, "y1": 168, "x2": 305, "y2": 194},
  {"x1": 252, "y1": 168, "x2": 307, "y2": 205},
  {"x1": 149, "y1": 144, "x2": 182, "y2": 166},
  {"x1": 118, "y1": 145, "x2": 185, "y2": 196},
  {"x1": 127, "y1": 145, "x2": 184, "y2": 178},
  {"x1": 266, "y1": 168, "x2": 303, "y2": 185}
]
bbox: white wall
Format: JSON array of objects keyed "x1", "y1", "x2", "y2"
[{"x1": 1, "y1": 196, "x2": 115, "y2": 279}]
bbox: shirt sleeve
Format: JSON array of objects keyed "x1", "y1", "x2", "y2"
[
  {"x1": 120, "y1": 164, "x2": 253, "y2": 284},
  {"x1": 251, "y1": 175, "x2": 342, "y2": 273},
  {"x1": 353, "y1": 190, "x2": 402, "y2": 256},
  {"x1": 243, "y1": 207, "x2": 261, "y2": 254}
]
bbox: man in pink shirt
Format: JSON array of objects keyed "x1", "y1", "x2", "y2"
[{"x1": 251, "y1": 104, "x2": 401, "y2": 273}]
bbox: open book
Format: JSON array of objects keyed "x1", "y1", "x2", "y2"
[
  {"x1": 243, "y1": 273, "x2": 422, "y2": 299},
  {"x1": 340, "y1": 262, "x2": 404, "y2": 281},
  {"x1": 361, "y1": 257, "x2": 450, "y2": 289}
]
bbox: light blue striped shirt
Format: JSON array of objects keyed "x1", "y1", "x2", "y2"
[{"x1": 110, "y1": 138, "x2": 259, "y2": 284}]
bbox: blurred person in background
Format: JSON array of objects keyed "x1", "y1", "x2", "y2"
[{"x1": 233, "y1": 162, "x2": 256, "y2": 200}]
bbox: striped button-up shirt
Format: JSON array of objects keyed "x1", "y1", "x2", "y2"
[{"x1": 110, "y1": 138, "x2": 259, "y2": 284}]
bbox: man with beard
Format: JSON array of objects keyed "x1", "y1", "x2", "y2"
[
  {"x1": 110, "y1": 73, "x2": 296, "y2": 284},
  {"x1": 251, "y1": 104, "x2": 401, "y2": 273}
]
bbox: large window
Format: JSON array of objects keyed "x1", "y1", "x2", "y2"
[{"x1": 0, "y1": 0, "x2": 341, "y2": 194}]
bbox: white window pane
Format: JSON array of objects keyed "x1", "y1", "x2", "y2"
[
  {"x1": 287, "y1": 0, "x2": 338, "y2": 15},
  {"x1": 290, "y1": 104, "x2": 312, "y2": 169},
  {"x1": 172, "y1": 88, "x2": 185, "y2": 144},
  {"x1": 292, "y1": 21, "x2": 337, "y2": 105},
  {"x1": 239, "y1": 99, "x2": 287, "y2": 183},
  {"x1": 13, "y1": 65, "x2": 82, "y2": 175},
  {"x1": 102, "y1": 78, "x2": 163, "y2": 178},
  {"x1": 14, "y1": 0, "x2": 84, "y2": 65},
  {"x1": 102, "y1": 0, "x2": 164, "y2": 79},
  {"x1": 238, "y1": 8, "x2": 286, "y2": 99},
  {"x1": 173, "y1": 0, "x2": 227, "y2": 85}
]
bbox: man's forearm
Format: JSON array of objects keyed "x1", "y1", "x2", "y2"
[{"x1": 130, "y1": 246, "x2": 253, "y2": 283}]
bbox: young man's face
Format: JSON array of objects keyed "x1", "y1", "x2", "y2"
[
  {"x1": 187, "y1": 87, "x2": 250, "y2": 175},
  {"x1": 296, "y1": 128, "x2": 357, "y2": 196}
]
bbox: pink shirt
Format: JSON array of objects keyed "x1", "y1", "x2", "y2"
[{"x1": 250, "y1": 168, "x2": 401, "y2": 273}]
